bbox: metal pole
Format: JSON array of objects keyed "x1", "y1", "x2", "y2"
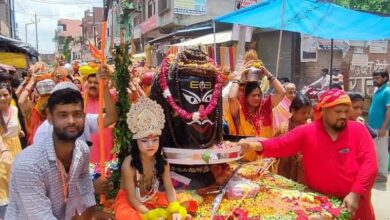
[
  {"x1": 329, "y1": 39, "x2": 334, "y2": 88},
  {"x1": 25, "y1": 24, "x2": 28, "y2": 43},
  {"x1": 25, "y1": 22, "x2": 34, "y2": 43},
  {"x1": 213, "y1": 20, "x2": 217, "y2": 60},
  {"x1": 275, "y1": 0, "x2": 285, "y2": 78},
  {"x1": 12, "y1": 0, "x2": 15, "y2": 38},
  {"x1": 93, "y1": 9, "x2": 97, "y2": 46},
  {"x1": 35, "y1": 13, "x2": 38, "y2": 51}
]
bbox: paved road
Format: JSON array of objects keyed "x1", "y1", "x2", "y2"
[{"x1": 372, "y1": 173, "x2": 390, "y2": 220}]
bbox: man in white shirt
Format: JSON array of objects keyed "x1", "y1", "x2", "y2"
[
  {"x1": 6, "y1": 85, "x2": 113, "y2": 220},
  {"x1": 34, "y1": 72, "x2": 118, "y2": 195},
  {"x1": 309, "y1": 68, "x2": 330, "y2": 91}
]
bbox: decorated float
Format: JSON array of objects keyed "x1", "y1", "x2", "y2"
[{"x1": 90, "y1": 42, "x2": 349, "y2": 219}]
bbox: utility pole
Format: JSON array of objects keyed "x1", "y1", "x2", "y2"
[
  {"x1": 35, "y1": 13, "x2": 39, "y2": 51},
  {"x1": 25, "y1": 15, "x2": 39, "y2": 50},
  {"x1": 25, "y1": 21, "x2": 34, "y2": 43},
  {"x1": 93, "y1": 9, "x2": 97, "y2": 46}
]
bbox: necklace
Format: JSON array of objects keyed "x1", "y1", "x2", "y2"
[
  {"x1": 1, "y1": 107, "x2": 13, "y2": 133},
  {"x1": 240, "y1": 95, "x2": 264, "y2": 136},
  {"x1": 135, "y1": 168, "x2": 159, "y2": 203},
  {"x1": 2, "y1": 107, "x2": 12, "y2": 125}
]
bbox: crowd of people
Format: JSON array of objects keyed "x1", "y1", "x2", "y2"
[{"x1": 0, "y1": 48, "x2": 388, "y2": 220}]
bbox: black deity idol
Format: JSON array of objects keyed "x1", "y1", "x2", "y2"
[{"x1": 150, "y1": 48, "x2": 223, "y2": 188}]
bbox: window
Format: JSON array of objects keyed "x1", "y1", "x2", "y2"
[
  {"x1": 159, "y1": 0, "x2": 170, "y2": 13},
  {"x1": 147, "y1": 0, "x2": 155, "y2": 18},
  {"x1": 134, "y1": 14, "x2": 142, "y2": 26}
]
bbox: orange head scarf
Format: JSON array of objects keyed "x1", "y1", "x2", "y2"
[{"x1": 314, "y1": 89, "x2": 351, "y2": 120}]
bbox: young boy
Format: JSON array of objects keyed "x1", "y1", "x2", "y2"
[{"x1": 347, "y1": 91, "x2": 377, "y2": 138}]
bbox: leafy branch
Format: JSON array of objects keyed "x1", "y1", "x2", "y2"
[{"x1": 109, "y1": 41, "x2": 132, "y2": 198}]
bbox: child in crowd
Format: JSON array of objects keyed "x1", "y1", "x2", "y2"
[
  {"x1": 114, "y1": 97, "x2": 190, "y2": 220},
  {"x1": 275, "y1": 94, "x2": 312, "y2": 183},
  {"x1": 347, "y1": 91, "x2": 365, "y2": 122},
  {"x1": 347, "y1": 91, "x2": 377, "y2": 139}
]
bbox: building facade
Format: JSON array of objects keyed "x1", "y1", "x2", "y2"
[
  {"x1": 54, "y1": 19, "x2": 82, "y2": 62},
  {"x1": 0, "y1": 0, "x2": 16, "y2": 38},
  {"x1": 81, "y1": 7, "x2": 104, "y2": 60}
]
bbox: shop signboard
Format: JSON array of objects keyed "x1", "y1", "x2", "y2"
[
  {"x1": 238, "y1": 0, "x2": 258, "y2": 8},
  {"x1": 369, "y1": 40, "x2": 388, "y2": 54},
  {"x1": 141, "y1": 15, "x2": 157, "y2": 34},
  {"x1": 301, "y1": 34, "x2": 317, "y2": 62},
  {"x1": 174, "y1": 0, "x2": 207, "y2": 15}
]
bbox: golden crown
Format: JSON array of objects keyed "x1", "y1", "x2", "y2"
[{"x1": 126, "y1": 97, "x2": 165, "y2": 139}]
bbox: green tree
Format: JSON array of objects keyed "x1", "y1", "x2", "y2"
[
  {"x1": 335, "y1": 0, "x2": 390, "y2": 14},
  {"x1": 62, "y1": 37, "x2": 72, "y2": 62}
]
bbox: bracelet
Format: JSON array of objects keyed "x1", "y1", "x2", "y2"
[
  {"x1": 232, "y1": 79, "x2": 242, "y2": 85},
  {"x1": 267, "y1": 75, "x2": 276, "y2": 82}
]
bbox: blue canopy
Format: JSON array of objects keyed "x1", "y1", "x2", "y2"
[{"x1": 215, "y1": 0, "x2": 390, "y2": 40}]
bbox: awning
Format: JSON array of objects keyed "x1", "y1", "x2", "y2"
[
  {"x1": 214, "y1": 0, "x2": 390, "y2": 40},
  {"x1": 0, "y1": 35, "x2": 39, "y2": 57},
  {"x1": 173, "y1": 31, "x2": 232, "y2": 46},
  {"x1": 148, "y1": 26, "x2": 213, "y2": 44}
]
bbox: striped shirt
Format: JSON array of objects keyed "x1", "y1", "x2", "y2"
[{"x1": 5, "y1": 136, "x2": 96, "y2": 220}]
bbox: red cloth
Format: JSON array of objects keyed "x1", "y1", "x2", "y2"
[
  {"x1": 84, "y1": 92, "x2": 116, "y2": 163},
  {"x1": 261, "y1": 120, "x2": 377, "y2": 220}
]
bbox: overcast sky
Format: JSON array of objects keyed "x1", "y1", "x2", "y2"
[{"x1": 15, "y1": 0, "x2": 103, "y2": 54}]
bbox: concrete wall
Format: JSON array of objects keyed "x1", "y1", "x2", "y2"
[
  {"x1": 300, "y1": 40, "x2": 390, "y2": 97},
  {"x1": 300, "y1": 50, "x2": 343, "y2": 86},
  {"x1": 81, "y1": 7, "x2": 104, "y2": 44},
  {"x1": 255, "y1": 31, "x2": 293, "y2": 80},
  {"x1": 158, "y1": 0, "x2": 236, "y2": 29},
  {"x1": 0, "y1": 0, "x2": 10, "y2": 37}
]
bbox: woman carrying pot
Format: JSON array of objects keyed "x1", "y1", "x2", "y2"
[{"x1": 226, "y1": 50, "x2": 285, "y2": 139}]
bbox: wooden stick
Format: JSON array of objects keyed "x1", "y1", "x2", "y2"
[{"x1": 99, "y1": 21, "x2": 107, "y2": 204}]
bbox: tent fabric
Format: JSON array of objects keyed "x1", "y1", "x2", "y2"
[
  {"x1": 214, "y1": 0, "x2": 390, "y2": 40},
  {"x1": 173, "y1": 31, "x2": 232, "y2": 46},
  {"x1": 0, "y1": 35, "x2": 39, "y2": 57}
]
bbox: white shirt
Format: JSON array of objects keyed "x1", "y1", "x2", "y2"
[
  {"x1": 6, "y1": 137, "x2": 96, "y2": 220},
  {"x1": 33, "y1": 114, "x2": 99, "y2": 144},
  {"x1": 309, "y1": 74, "x2": 330, "y2": 90}
]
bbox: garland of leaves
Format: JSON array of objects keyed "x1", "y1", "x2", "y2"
[{"x1": 108, "y1": 42, "x2": 132, "y2": 199}]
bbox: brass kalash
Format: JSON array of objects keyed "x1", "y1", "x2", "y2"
[{"x1": 150, "y1": 48, "x2": 242, "y2": 189}]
